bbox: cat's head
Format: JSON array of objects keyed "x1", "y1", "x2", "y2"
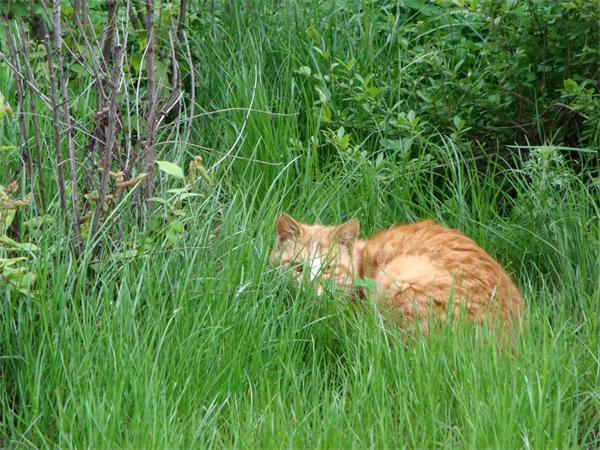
[{"x1": 271, "y1": 213, "x2": 360, "y2": 294}]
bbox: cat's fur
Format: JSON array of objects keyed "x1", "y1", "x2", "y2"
[{"x1": 271, "y1": 214, "x2": 523, "y2": 334}]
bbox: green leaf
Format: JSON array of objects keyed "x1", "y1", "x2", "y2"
[
  {"x1": 2, "y1": 209, "x2": 15, "y2": 233},
  {"x1": 315, "y1": 86, "x2": 330, "y2": 104},
  {"x1": 354, "y1": 276, "x2": 377, "y2": 291},
  {"x1": 366, "y1": 86, "x2": 379, "y2": 98},
  {"x1": 156, "y1": 160, "x2": 185, "y2": 179},
  {"x1": 321, "y1": 104, "x2": 332, "y2": 123},
  {"x1": 170, "y1": 220, "x2": 184, "y2": 234},
  {"x1": 148, "y1": 197, "x2": 170, "y2": 205},
  {"x1": 0, "y1": 234, "x2": 19, "y2": 248},
  {"x1": 166, "y1": 187, "x2": 191, "y2": 195},
  {"x1": 178, "y1": 193, "x2": 202, "y2": 200},
  {"x1": 70, "y1": 63, "x2": 87, "y2": 78},
  {"x1": 0, "y1": 257, "x2": 27, "y2": 269},
  {"x1": 297, "y1": 66, "x2": 312, "y2": 77},
  {"x1": 453, "y1": 116, "x2": 465, "y2": 131},
  {"x1": 381, "y1": 139, "x2": 403, "y2": 151},
  {"x1": 18, "y1": 242, "x2": 39, "y2": 252},
  {"x1": 0, "y1": 234, "x2": 39, "y2": 253},
  {"x1": 131, "y1": 54, "x2": 142, "y2": 74},
  {"x1": 563, "y1": 79, "x2": 579, "y2": 94}
]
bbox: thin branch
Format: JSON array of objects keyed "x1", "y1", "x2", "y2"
[
  {"x1": 176, "y1": 0, "x2": 189, "y2": 40},
  {"x1": 16, "y1": 111, "x2": 106, "y2": 147},
  {"x1": 155, "y1": 90, "x2": 184, "y2": 130},
  {"x1": 44, "y1": 23, "x2": 70, "y2": 230},
  {"x1": 91, "y1": 45, "x2": 125, "y2": 240},
  {"x1": 180, "y1": 29, "x2": 195, "y2": 165},
  {"x1": 158, "y1": 106, "x2": 298, "y2": 131},
  {"x1": 155, "y1": 140, "x2": 283, "y2": 166},
  {"x1": 70, "y1": 6, "x2": 108, "y2": 102},
  {"x1": 53, "y1": 0, "x2": 84, "y2": 254},
  {"x1": 17, "y1": 22, "x2": 47, "y2": 212},
  {"x1": 102, "y1": 0, "x2": 120, "y2": 68},
  {"x1": 211, "y1": 67, "x2": 259, "y2": 171},
  {"x1": 143, "y1": 0, "x2": 158, "y2": 206}
]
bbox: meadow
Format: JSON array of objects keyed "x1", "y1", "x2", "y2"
[{"x1": 1, "y1": 1, "x2": 599, "y2": 448}]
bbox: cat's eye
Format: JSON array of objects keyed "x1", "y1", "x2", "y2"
[
  {"x1": 323, "y1": 265, "x2": 333, "y2": 275},
  {"x1": 291, "y1": 262, "x2": 303, "y2": 273}
]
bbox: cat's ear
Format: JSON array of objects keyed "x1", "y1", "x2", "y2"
[
  {"x1": 333, "y1": 218, "x2": 359, "y2": 246},
  {"x1": 276, "y1": 213, "x2": 302, "y2": 242}
]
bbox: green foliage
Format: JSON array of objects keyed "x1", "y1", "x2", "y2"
[
  {"x1": 290, "y1": 0, "x2": 600, "y2": 162},
  {"x1": 146, "y1": 158, "x2": 206, "y2": 246},
  {"x1": 0, "y1": 184, "x2": 38, "y2": 296},
  {"x1": 0, "y1": 0, "x2": 43, "y2": 18},
  {"x1": 156, "y1": 160, "x2": 185, "y2": 180}
]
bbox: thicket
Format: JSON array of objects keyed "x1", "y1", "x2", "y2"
[
  {"x1": 1, "y1": 1, "x2": 598, "y2": 254},
  {"x1": 0, "y1": 0, "x2": 597, "y2": 334}
]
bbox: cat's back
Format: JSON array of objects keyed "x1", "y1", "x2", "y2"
[
  {"x1": 363, "y1": 219, "x2": 522, "y2": 326},
  {"x1": 365, "y1": 219, "x2": 473, "y2": 263}
]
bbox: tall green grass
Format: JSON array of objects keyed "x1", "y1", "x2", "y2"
[{"x1": 1, "y1": 1, "x2": 599, "y2": 448}]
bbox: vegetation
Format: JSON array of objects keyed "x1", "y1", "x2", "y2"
[{"x1": 1, "y1": 0, "x2": 599, "y2": 448}]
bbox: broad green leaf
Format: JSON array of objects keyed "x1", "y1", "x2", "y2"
[
  {"x1": 156, "y1": 160, "x2": 185, "y2": 179},
  {"x1": 563, "y1": 79, "x2": 579, "y2": 94}
]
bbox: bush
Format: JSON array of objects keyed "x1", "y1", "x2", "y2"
[{"x1": 268, "y1": 0, "x2": 600, "y2": 162}]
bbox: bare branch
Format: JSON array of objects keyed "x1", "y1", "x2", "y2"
[
  {"x1": 211, "y1": 67, "x2": 259, "y2": 171},
  {"x1": 101, "y1": 0, "x2": 120, "y2": 70},
  {"x1": 143, "y1": 0, "x2": 158, "y2": 206},
  {"x1": 177, "y1": 0, "x2": 189, "y2": 40},
  {"x1": 17, "y1": 22, "x2": 47, "y2": 212},
  {"x1": 53, "y1": 0, "x2": 84, "y2": 254},
  {"x1": 180, "y1": 29, "x2": 195, "y2": 164},
  {"x1": 159, "y1": 107, "x2": 298, "y2": 131},
  {"x1": 44, "y1": 24, "x2": 70, "y2": 230},
  {"x1": 155, "y1": 140, "x2": 284, "y2": 166},
  {"x1": 91, "y1": 45, "x2": 125, "y2": 240}
]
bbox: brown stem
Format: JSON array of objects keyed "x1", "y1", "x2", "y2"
[
  {"x1": 101, "y1": 0, "x2": 119, "y2": 70},
  {"x1": 72, "y1": 1, "x2": 108, "y2": 101},
  {"x1": 177, "y1": 0, "x2": 189, "y2": 40},
  {"x1": 128, "y1": 2, "x2": 141, "y2": 30},
  {"x1": 53, "y1": 0, "x2": 83, "y2": 254},
  {"x1": 180, "y1": 29, "x2": 195, "y2": 158},
  {"x1": 17, "y1": 22, "x2": 47, "y2": 213},
  {"x1": 143, "y1": 0, "x2": 157, "y2": 207},
  {"x1": 44, "y1": 28, "x2": 70, "y2": 231},
  {"x1": 90, "y1": 45, "x2": 125, "y2": 240}
]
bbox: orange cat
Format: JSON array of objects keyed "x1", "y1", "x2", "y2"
[{"x1": 271, "y1": 214, "x2": 523, "y2": 335}]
